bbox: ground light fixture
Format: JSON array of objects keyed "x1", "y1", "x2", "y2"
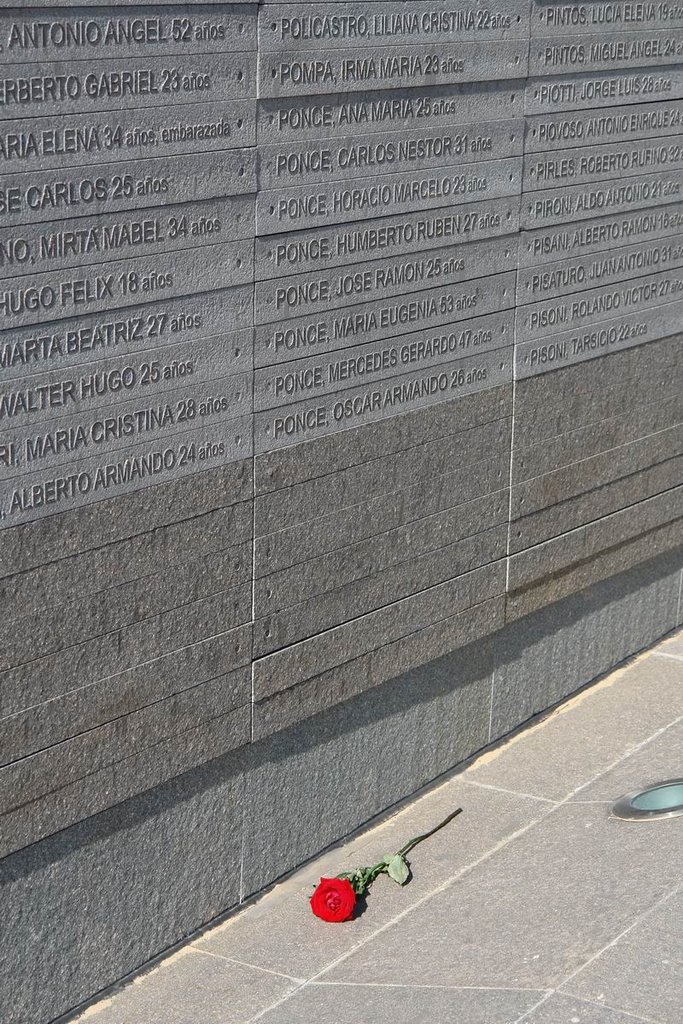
[{"x1": 612, "y1": 779, "x2": 683, "y2": 821}]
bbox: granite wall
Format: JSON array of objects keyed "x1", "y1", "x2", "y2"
[{"x1": 0, "y1": 3, "x2": 681, "y2": 1021}]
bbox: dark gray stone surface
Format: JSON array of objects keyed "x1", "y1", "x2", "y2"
[{"x1": 526, "y1": 99, "x2": 683, "y2": 153}]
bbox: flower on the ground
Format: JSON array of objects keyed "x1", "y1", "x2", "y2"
[
  {"x1": 309, "y1": 808, "x2": 463, "y2": 923},
  {"x1": 310, "y1": 877, "x2": 357, "y2": 923}
]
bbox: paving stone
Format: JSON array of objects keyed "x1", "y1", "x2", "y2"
[
  {"x1": 258, "y1": 984, "x2": 543, "y2": 1024},
  {"x1": 70, "y1": 948, "x2": 298, "y2": 1024},
  {"x1": 478, "y1": 651, "x2": 683, "y2": 802},
  {"x1": 522, "y1": 993, "x2": 651, "y2": 1024},
  {"x1": 572, "y1": 719, "x2": 683, "y2": 804},
  {"x1": 563, "y1": 891, "x2": 683, "y2": 1024},
  {"x1": 320, "y1": 803, "x2": 681, "y2": 989},
  {"x1": 199, "y1": 773, "x2": 546, "y2": 978}
]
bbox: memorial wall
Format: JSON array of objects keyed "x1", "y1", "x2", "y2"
[{"x1": 0, "y1": 4, "x2": 682, "y2": 1022}]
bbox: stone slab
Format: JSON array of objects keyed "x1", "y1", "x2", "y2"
[
  {"x1": 0, "y1": 194, "x2": 254, "y2": 281},
  {"x1": 513, "y1": 393, "x2": 683, "y2": 483},
  {"x1": 0, "y1": 53, "x2": 257, "y2": 121},
  {"x1": 526, "y1": 98, "x2": 683, "y2": 154},
  {"x1": 520, "y1": 202, "x2": 683, "y2": 268},
  {"x1": 522, "y1": 168, "x2": 683, "y2": 230},
  {"x1": 256, "y1": 476, "x2": 509, "y2": 577},
  {"x1": 0, "y1": 459, "x2": 252, "y2": 579},
  {"x1": 255, "y1": 197, "x2": 520, "y2": 281},
  {"x1": 255, "y1": 490, "x2": 508, "y2": 609},
  {"x1": 259, "y1": 3, "x2": 530, "y2": 52},
  {"x1": 1, "y1": 370, "x2": 250, "y2": 484},
  {"x1": 256, "y1": 270, "x2": 516, "y2": 367},
  {"x1": 258, "y1": 118, "x2": 522, "y2": 188},
  {"x1": 0, "y1": 332, "x2": 252, "y2": 432},
  {"x1": 524, "y1": 136, "x2": 683, "y2": 192},
  {"x1": 516, "y1": 267, "x2": 683, "y2": 343},
  {"x1": 322, "y1": 802, "x2": 681, "y2": 989},
  {"x1": 1, "y1": 754, "x2": 244, "y2": 1024},
  {"x1": 255, "y1": 234, "x2": 517, "y2": 325},
  {"x1": 257, "y1": 82, "x2": 523, "y2": 146},
  {"x1": 254, "y1": 384, "x2": 511, "y2": 493},
  {"x1": 0, "y1": 702, "x2": 251, "y2": 859},
  {"x1": 255, "y1": 311, "x2": 511, "y2": 412},
  {"x1": 516, "y1": 299, "x2": 683, "y2": 378},
  {"x1": 525, "y1": 65, "x2": 683, "y2": 115},
  {"x1": 255, "y1": 346, "x2": 512, "y2": 454},
  {"x1": 532, "y1": 2, "x2": 683, "y2": 36},
  {"x1": 511, "y1": 424, "x2": 683, "y2": 519},
  {"x1": 0, "y1": 591, "x2": 252, "y2": 719},
  {"x1": 1, "y1": 547, "x2": 252, "y2": 668},
  {"x1": 252, "y1": 559, "x2": 505, "y2": 696},
  {"x1": 507, "y1": 521, "x2": 683, "y2": 621},
  {"x1": 1, "y1": 500, "x2": 253, "y2": 622},
  {"x1": 0, "y1": 287, "x2": 253, "y2": 382},
  {"x1": 0, "y1": 670, "x2": 251, "y2": 815},
  {"x1": 0, "y1": 100, "x2": 256, "y2": 175},
  {"x1": 530, "y1": 31, "x2": 683, "y2": 77},
  {"x1": 258, "y1": 40, "x2": 527, "y2": 98},
  {"x1": 511, "y1": 455, "x2": 683, "y2": 553},
  {"x1": 491, "y1": 552, "x2": 683, "y2": 740},
  {"x1": 0, "y1": 8, "x2": 256, "y2": 63},
  {"x1": 257, "y1": 156, "x2": 522, "y2": 234},
  {"x1": 253, "y1": 524, "x2": 507, "y2": 652},
  {"x1": 508, "y1": 486, "x2": 683, "y2": 592},
  {"x1": 0, "y1": 415, "x2": 252, "y2": 529},
  {"x1": 255, "y1": 414, "x2": 510, "y2": 533},
  {"x1": 518, "y1": 234, "x2": 683, "y2": 304},
  {"x1": 0, "y1": 148, "x2": 256, "y2": 229},
  {"x1": 0, "y1": 239, "x2": 252, "y2": 331},
  {"x1": 253, "y1": 594, "x2": 506, "y2": 739}
]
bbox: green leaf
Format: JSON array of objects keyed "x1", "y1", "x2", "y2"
[{"x1": 386, "y1": 854, "x2": 409, "y2": 886}]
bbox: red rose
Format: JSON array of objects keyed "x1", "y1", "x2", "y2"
[{"x1": 310, "y1": 877, "x2": 356, "y2": 923}]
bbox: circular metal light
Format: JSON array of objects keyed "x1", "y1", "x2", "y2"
[{"x1": 612, "y1": 779, "x2": 683, "y2": 821}]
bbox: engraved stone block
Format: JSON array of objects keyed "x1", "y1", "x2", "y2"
[
  {"x1": 0, "y1": 53, "x2": 257, "y2": 121},
  {"x1": 255, "y1": 270, "x2": 516, "y2": 367},
  {"x1": 0, "y1": 195, "x2": 254, "y2": 281},
  {"x1": 525, "y1": 67, "x2": 683, "y2": 115},
  {"x1": 531, "y1": 2, "x2": 683, "y2": 37},
  {"x1": 255, "y1": 235, "x2": 517, "y2": 324},
  {"x1": 258, "y1": 118, "x2": 522, "y2": 189},
  {"x1": 257, "y1": 156, "x2": 522, "y2": 234},
  {"x1": 526, "y1": 99, "x2": 683, "y2": 153},
  {"x1": 529, "y1": 31, "x2": 683, "y2": 77},
  {"x1": 255, "y1": 197, "x2": 520, "y2": 280},
  {"x1": 255, "y1": 346, "x2": 512, "y2": 453},
  {"x1": 0, "y1": 7, "x2": 257, "y2": 62},
  {"x1": 0, "y1": 149, "x2": 256, "y2": 228},
  {"x1": 259, "y1": 40, "x2": 527, "y2": 98},
  {"x1": 0, "y1": 288, "x2": 253, "y2": 382},
  {"x1": 257, "y1": 82, "x2": 523, "y2": 145},
  {"x1": 0, "y1": 101, "x2": 256, "y2": 174},
  {"x1": 259, "y1": 3, "x2": 530, "y2": 51}
]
